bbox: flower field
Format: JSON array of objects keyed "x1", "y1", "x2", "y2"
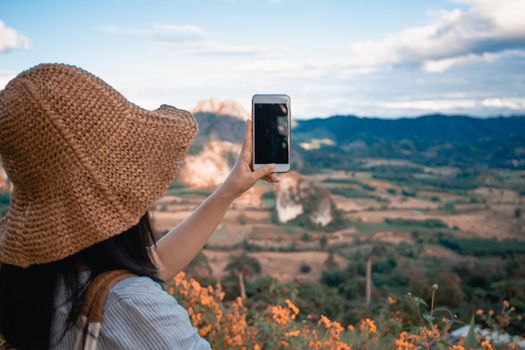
[{"x1": 166, "y1": 272, "x2": 524, "y2": 350}]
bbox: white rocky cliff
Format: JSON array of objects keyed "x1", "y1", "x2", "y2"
[
  {"x1": 177, "y1": 99, "x2": 262, "y2": 207},
  {"x1": 177, "y1": 140, "x2": 240, "y2": 188},
  {"x1": 275, "y1": 171, "x2": 337, "y2": 227},
  {"x1": 0, "y1": 167, "x2": 9, "y2": 192},
  {"x1": 192, "y1": 98, "x2": 249, "y2": 120}
]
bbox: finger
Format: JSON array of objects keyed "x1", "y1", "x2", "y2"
[
  {"x1": 262, "y1": 174, "x2": 274, "y2": 183},
  {"x1": 267, "y1": 173, "x2": 280, "y2": 183},
  {"x1": 261, "y1": 174, "x2": 276, "y2": 184},
  {"x1": 253, "y1": 163, "x2": 275, "y2": 180},
  {"x1": 239, "y1": 119, "x2": 252, "y2": 163}
]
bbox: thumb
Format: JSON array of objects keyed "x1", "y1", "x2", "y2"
[{"x1": 253, "y1": 164, "x2": 276, "y2": 179}]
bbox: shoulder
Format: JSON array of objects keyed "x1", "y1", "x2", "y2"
[
  {"x1": 100, "y1": 275, "x2": 211, "y2": 350},
  {"x1": 105, "y1": 275, "x2": 190, "y2": 324},
  {"x1": 106, "y1": 274, "x2": 167, "y2": 302}
]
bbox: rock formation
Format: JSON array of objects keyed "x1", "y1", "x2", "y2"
[
  {"x1": 192, "y1": 98, "x2": 249, "y2": 120},
  {"x1": 0, "y1": 167, "x2": 9, "y2": 192},
  {"x1": 275, "y1": 171, "x2": 338, "y2": 227},
  {"x1": 177, "y1": 140, "x2": 240, "y2": 188}
]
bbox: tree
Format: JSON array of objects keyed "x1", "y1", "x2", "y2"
[
  {"x1": 319, "y1": 235, "x2": 328, "y2": 249},
  {"x1": 299, "y1": 263, "x2": 312, "y2": 274},
  {"x1": 224, "y1": 253, "x2": 261, "y2": 279}
]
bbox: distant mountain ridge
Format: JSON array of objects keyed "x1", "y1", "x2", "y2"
[
  {"x1": 293, "y1": 114, "x2": 525, "y2": 169},
  {"x1": 185, "y1": 99, "x2": 525, "y2": 171},
  {"x1": 293, "y1": 114, "x2": 525, "y2": 144}
]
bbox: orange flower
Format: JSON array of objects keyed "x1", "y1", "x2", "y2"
[
  {"x1": 285, "y1": 330, "x2": 301, "y2": 337},
  {"x1": 285, "y1": 299, "x2": 299, "y2": 318},
  {"x1": 476, "y1": 309, "x2": 484, "y2": 316},
  {"x1": 199, "y1": 324, "x2": 213, "y2": 337},
  {"x1": 319, "y1": 315, "x2": 331, "y2": 329},
  {"x1": 481, "y1": 340, "x2": 494, "y2": 350},
  {"x1": 270, "y1": 305, "x2": 291, "y2": 325},
  {"x1": 395, "y1": 331, "x2": 417, "y2": 350},
  {"x1": 359, "y1": 318, "x2": 377, "y2": 334}
]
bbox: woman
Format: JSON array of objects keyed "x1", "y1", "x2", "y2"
[{"x1": 0, "y1": 63, "x2": 279, "y2": 349}]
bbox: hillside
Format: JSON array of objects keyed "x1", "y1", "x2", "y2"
[
  {"x1": 188, "y1": 100, "x2": 525, "y2": 171},
  {"x1": 293, "y1": 114, "x2": 525, "y2": 170}
]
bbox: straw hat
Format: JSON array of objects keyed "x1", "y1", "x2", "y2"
[{"x1": 0, "y1": 63, "x2": 198, "y2": 268}]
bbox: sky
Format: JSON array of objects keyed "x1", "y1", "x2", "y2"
[{"x1": 1, "y1": 0, "x2": 525, "y2": 119}]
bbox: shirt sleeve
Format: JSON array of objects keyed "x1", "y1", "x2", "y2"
[{"x1": 98, "y1": 278, "x2": 212, "y2": 350}]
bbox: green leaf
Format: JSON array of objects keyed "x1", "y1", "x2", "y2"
[
  {"x1": 437, "y1": 340, "x2": 454, "y2": 350},
  {"x1": 412, "y1": 296, "x2": 428, "y2": 307},
  {"x1": 423, "y1": 313, "x2": 435, "y2": 323},
  {"x1": 464, "y1": 315, "x2": 477, "y2": 350}
]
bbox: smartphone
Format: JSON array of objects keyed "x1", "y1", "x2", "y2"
[{"x1": 252, "y1": 94, "x2": 291, "y2": 173}]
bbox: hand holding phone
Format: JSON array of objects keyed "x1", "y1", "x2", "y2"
[
  {"x1": 220, "y1": 118, "x2": 279, "y2": 200},
  {"x1": 252, "y1": 94, "x2": 291, "y2": 173}
]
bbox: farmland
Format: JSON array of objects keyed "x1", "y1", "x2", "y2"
[{"x1": 149, "y1": 159, "x2": 525, "y2": 334}]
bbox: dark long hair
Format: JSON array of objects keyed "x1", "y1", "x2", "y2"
[{"x1": 0, "y1": 211, "x2": 161, "y2": 350}]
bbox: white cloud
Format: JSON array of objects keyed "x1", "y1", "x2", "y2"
[
  {"x1": 0, "y1": 73, "x2": 15, "y2": 89},
  {"x1": 481, "y1": 97, "x2": 525, "y2": 110},
  {"x1": 289, "y1": 95, "x2": 525, "y2": 118},
  {"x1": 155, "y1": 41, "x2": 259, "y2": 55},
  {"x1": 102, "y1": 24, "x2": 208, "y2": 41},
  {"x1": 379, "y1": 97, "x2": 525, "y2": 113},
  {"x1": 420, "y1": 50, "x2": 525, "y2": 72},
  {"x1": 102, "y1": 23, "x2": 259, "y2": 55},
  {"x1": 382, "y1": 99, "x2": 478, "y2": 111},
  {"x1": 347, "y1": 0, "x2": 525, "y2": 72},
  {"x1": 0, "y1": 20, "x2": 30, "y2": 54}
]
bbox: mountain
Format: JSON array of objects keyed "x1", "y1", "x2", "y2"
[
  {"x1": 177, "y1": 100, "x2": 525, "y2": 189},
  {"x1": 293, "y1": 114, "x2": 525, "y2": 144},
  {"x1": 293, "y1": 114, "x2": 525, "y2": 170},
  {"x1": 177, "y1": 99, "x2": 247, "y2": 187},
  {"x1": 0, "y1": 167, "x2": 8, "y2": 192},
  {"x1": 177, "y1": 140, "x2": 240, "y2": 187},
  {"x1": 192, "y1": 98, "x2": 249, "y2": 120},
  {"x1": 185, "y1": 101, "x2": 525, "y2": 171}
]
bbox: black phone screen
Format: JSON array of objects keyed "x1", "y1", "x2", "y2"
[{"x1": 254, "y1": 103, "x2": 289, "y2": 164}]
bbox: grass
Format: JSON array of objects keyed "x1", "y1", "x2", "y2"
[
  {"x1": 322, "y1": 177, "x2": 376, "y2": 192},
  {"x1": 168, "y1": 187, "x2": 214, "y2": 197},
  {"x1": 329, "y1": 187, "x2": 378, "y2": 199},
  {"x1": 166, "y1": 181, "x2": 214, "y2": 196},
  {"x1": 439, "y1": 237, "x2": 525, "y2": 256},
  {"x1": 384, "y1": 218, "x2": 448, "y2": 228},
  {"x1": 355, "y1": 218, "x2": 449, "y2": 235},
  {"x1": 261, "y1": 191, "x2": 276, "y2": 208}
]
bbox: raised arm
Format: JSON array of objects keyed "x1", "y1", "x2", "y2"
[{"x1": 150, "y1": 119, "x2": 279, "y2": 282}]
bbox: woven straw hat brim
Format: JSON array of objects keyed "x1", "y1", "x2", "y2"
[{"x1": 0, "y1": 64, "x2": 198, "y2": 267}]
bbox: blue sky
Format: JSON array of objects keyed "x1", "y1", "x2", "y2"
[{"x1": 1, "y1": 0, "x2": 524, "y2": 118}]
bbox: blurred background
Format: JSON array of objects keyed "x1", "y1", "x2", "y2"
[{"x1": 1, "y1": 0, "x2": 525, "y2": 344}]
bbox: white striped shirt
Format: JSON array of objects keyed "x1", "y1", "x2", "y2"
[{"x1": 50, "y1": 271, "x2": 211, "y2": 349}]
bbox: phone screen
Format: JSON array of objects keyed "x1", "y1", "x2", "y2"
[{"x1": 254, "y1": 103, "x2": 289, "y2": 164}]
